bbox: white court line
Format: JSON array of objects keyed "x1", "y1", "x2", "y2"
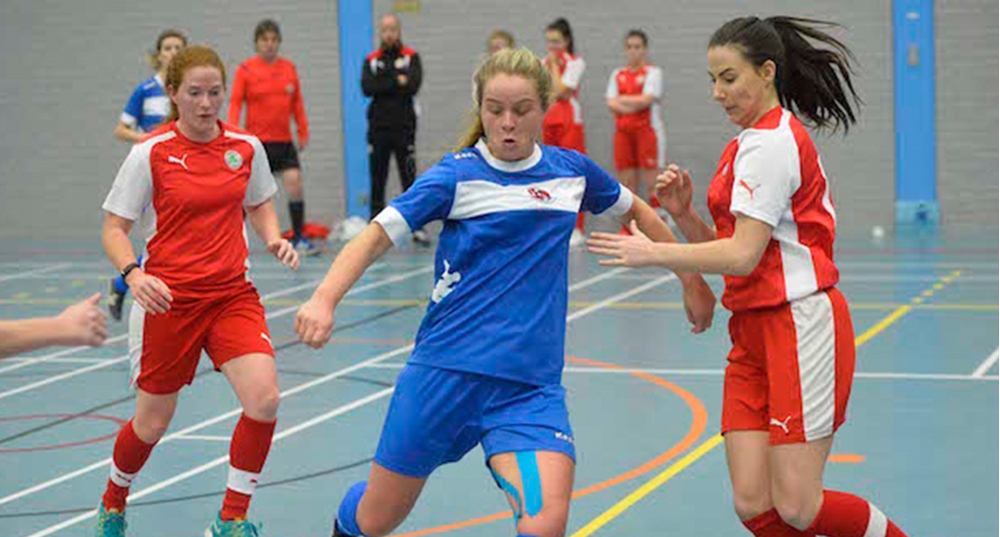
[
  {"x1": 0, "y1": 263, "x2": 71, "y2": 284},
  {"x1": 2, "y1": 357, "x2": 116, "y2": 365},
  {"x1": 174, "y1": 434, "x2": 239, "y2": 442},
  {"x1": 16, "y1": 269, "x2": 675, "y2": 535},
  {"x1": 972, "y1": 347, "x2": 1000, "y2": 378},
  {"x1": 364, "y1": 363, "x2": 1000, "y2": 382},
  {"x1": 23, "y1": 388, "x2": 395, "y2": 537},
  {"x1": 0, "y1": 266, "x2": 432, "y2": 401}
]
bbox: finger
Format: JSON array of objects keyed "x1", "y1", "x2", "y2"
[
  {"x1": 143, "y1": 286, "x2": 170, "y2": 314},
  {"x1": 294, "y1": 312, "x2": 304, "y2": 334},
  {"x1": 85, "y1": 292, "x2": 102, "y2": 306},
  {"x1": 598, "y1": 258, "x2": 624, "y2": 266},
  {"x1": 587, "y1": 246, "x2": 624, "y2": 257},
  {"x1": 682, "y1": 169, "x2": 693, "y2": 186},
  {"x1": 588, "y1": 232, "x2": 624, "y2": 242},
  {"x1": 94, "y1": 323, "x2": 110, "y2": 341},
  {"x1": 151, "y1": 279, "x2": 174, "y2": 303},
  {"x1": 630, "y1": 219, "x2": 641, "y2": 234}
]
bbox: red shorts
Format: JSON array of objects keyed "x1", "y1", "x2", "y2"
[
  {"x1": 721, "y1": 287, "x2": 855, "y2": 445},
  {"x1": 543, "y1": 122, "x2": 586, "y2": 153},
  {"x1": 127, "y1": 285, "x2": 274, "y2": 394},
  {"x1": 614, "y1": 126, "x2": 664, "y2": 170}
]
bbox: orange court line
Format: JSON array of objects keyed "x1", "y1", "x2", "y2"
[{"x1": 828, "y1": 453, "x2": 866, "y2": 464}]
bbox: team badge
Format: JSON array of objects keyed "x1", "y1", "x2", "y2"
[{"x1": 224, "y1": 149, "x2": 243, "y2": 170}]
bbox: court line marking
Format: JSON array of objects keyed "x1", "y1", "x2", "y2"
[
  {"x1": 0, "y1": 266, "x2": 432, "y2": 395},
  {"x1": 363, "y1": 363, "x2": 998, "y2": 382},
  {"x1": 0, "y1": 264, "x2": 71, "y2": 284},
  {"x1": 2, "y1": 267, "x2": 649, "y2": 518},
  {"x1": 972, "y1": 347, "x2": 1000, "y2": 378},
  {"x1": 566, "y1": 270, "x2": 964, "y2": 537},
  {"x1": 22, "y1": 388, "x2": 396, "y2": 537}
]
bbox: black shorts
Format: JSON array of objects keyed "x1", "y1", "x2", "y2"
[{"x1": 262, "y1": 142, "x2": 300, "y2": 173}]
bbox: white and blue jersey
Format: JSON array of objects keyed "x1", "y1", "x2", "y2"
[
  {"x1": 374, "y1": 139, "x2": 634, "y2": 387},
  {"x1": 120, "y1": 75, "x2": 170, "y2": 133}
]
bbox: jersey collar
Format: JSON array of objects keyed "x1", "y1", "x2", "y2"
[{"x1": 475, "y1": 138, "x2": 542, "y2": 173}]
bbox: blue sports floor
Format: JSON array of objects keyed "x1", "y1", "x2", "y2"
[{"x1": 0, "y1": 228, "x2": 996, "y2": 536}]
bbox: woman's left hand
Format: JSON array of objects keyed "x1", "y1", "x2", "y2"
[
  {"x1": 267, "y1": 238, "x2": 300, "y2": 271},
  {"x1": 587, "y1": 220, "x2": 659, "y2": 267}
]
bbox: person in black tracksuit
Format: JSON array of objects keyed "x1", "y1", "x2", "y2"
[{"x1": 362, "y1": 13, "x2": 429, "y2": 245}]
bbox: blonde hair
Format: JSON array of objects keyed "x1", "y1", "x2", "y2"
[
  {"x1": 165, "y1": 45, "x2": 227, "y2": 122},
  {"x1": 487, "y1": 29, "x2": 515, "y2": 50},
  {"x1": 455, "y1": 47, "x2": 552, "y2": 151}
]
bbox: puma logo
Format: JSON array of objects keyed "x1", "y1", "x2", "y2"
[
  {"x1": 431, "y1": 260, "x2": 461, "y2": 304},
  {"x1": 738, "y1": 179, "x2": 761, "y2": 200},
  {"x1": 769, "y1": 415, "x2": 792, "y2": 434},
  {"x1": 167, "y1": 154, "x2": 189, "y2": 170}
]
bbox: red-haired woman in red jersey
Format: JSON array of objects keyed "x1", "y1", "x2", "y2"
[
  {"x1": 98, "y1": 45, "x2": 299, "y2": 537},
  {"x1": 588, "y1": 16, "x2": 910, "y2": 537}
]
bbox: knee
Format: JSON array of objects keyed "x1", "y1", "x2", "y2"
[
  {"x1": 771, "y1": 486, "x2": 822, "y2": 530},
  {"x1": 133, "y1": 413, "x2": 171, "y2": 443},
  {"x1": 515, "y1": 501, "x2": 570, "y2": 537},
  {"x1": 357, "y1": 511, "x2": 405, "y2": 537},
  {"x1": 732, "y1": 486, "x2": 771, "y2": 522},
  {"x1": 245, "y1": 387, "x2": 280, "y2": 421}
]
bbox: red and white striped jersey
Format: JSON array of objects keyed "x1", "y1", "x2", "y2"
[
  {"x1": 543, "y1": 51, "x2": 586, "y2": 128},
  {"x1": 707, "y1": 107, "x2": 840, "y2": 311},
  {"x1": 103, "y1": 120, "x2": 277, "y2": 300},
  {"x1": 605, "y1": 64, "x2": 664, "y2": 132}
]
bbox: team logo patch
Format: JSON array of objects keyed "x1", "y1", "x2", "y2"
[
  {"x1": 528, "y1": 187, "x2": 553, "y2": 203},
  {"x1": 224, "y1": 149, "x2": 243, "y2": 170}
]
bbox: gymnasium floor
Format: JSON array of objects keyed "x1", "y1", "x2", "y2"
[{"x1": 0, "y1": 227, "x2": 996, "y2": 537}]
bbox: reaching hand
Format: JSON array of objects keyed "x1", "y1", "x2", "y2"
[
  {"x1": 655, "y1": 164, "x2": 694, "y2": 217},
  {"x1": 295, "y1": 294, "x2": 335, "y2": 349},
  {"x1": 267, "y1": 238, "x2": 300, "y2": 271},
  {"x1": 56, "y1": 293, "x2": 109, "y2": 346}
]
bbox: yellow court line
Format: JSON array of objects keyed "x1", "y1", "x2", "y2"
[{"x1": 568, "y1": 271, "x2": 962, "y2": 537}]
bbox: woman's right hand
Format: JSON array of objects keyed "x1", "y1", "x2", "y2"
[
  {"x1": 296, "y1": 294, "x2": 336, "y2": 349},
  {"x1": 655, "y1": 164, "x2": 695, "y2": 217},
  {"x1": 127, "y1": 270, "x2": 174, "y2": 314}
]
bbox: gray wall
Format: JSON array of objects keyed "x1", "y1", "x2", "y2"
[
  {"x1": 935, "y1": 0, "x2": 999, "y2": 226},
  {"x1": 0, "y1": 0, "x2": 344, "y2": 239},
  {"x1": 375, "y1": 0, "x2": 896, "y2": 230},
  {"x1": 1, "y1": 1, "x2": 996, "y2": 239}
]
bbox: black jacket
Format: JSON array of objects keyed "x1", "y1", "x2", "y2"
[{"x1": 362, "y1": 44, "x2": 422, "y2": 133}]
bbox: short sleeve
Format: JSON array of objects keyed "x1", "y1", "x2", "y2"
[
  {"x1": 729, "y1": 130, "x2": 797, "y2": 227},
  {"x1": 643, "y1": 67, "x2": 663, "y2": 99},
  {"x1": 605, "y1": 70, "x2": 620, "y2": 99},
  {"x1": 562, "y1": 56, "x2": 586, "y2": 90},
  {"x1": 120, "y1": 84, "x2": 144, "y2": 128},
  {"x1": 103, "y1": 144, "x2": 153, "y2": 220},
  {"x1": 578, "y1": 154, "x2": 633, "y2": 217},
  {"x1": 374, "y1": 157, "x2": 458, "y2": 247},
  {"x1": 244, "y1": 137, "x2": 278, "y2": 206}
]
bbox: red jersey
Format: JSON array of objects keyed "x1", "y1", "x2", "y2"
[
  {"x1": 543, "y1": 51, "x2": 585, "y2": 129},
  {"x1": 103, "y1": 121, "x2": 277, "y2": 300},
  {"x1": 707, "y1": 107, "x2": 840, "y2": 311},
  {"x1": 228, "y1": 56, "x2": 309, "y2": 144},
  {"x1": 605, "y1": 64, "x2": 664, "y2": 132}
]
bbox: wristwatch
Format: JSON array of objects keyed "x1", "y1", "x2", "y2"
[{"x1": 121, "y1": 262, "x2": 141, "y2": 281}]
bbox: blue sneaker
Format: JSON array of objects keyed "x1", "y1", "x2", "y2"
[
  {"x1": 204, "y1": 512, "x2": 261, "y2": 537},
  {"x1": 95, "y1": 504, "x2": 126, "y2": 537}
]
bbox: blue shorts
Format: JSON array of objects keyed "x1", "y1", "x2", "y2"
[{"x1": 374, "y1": 363, "x2": 576, "y2": 478}]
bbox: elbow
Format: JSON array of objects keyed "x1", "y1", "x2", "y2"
[{"x1": 729, "y1": 250, "x2": 762, "y2": 276}]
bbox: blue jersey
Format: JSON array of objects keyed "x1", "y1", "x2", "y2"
[
  {"x1": 374, "y1": 139, "x2": 633, "y2": 386},
  {"x1": 120, "y1": 75, "x2": 169, "y2": 133}
]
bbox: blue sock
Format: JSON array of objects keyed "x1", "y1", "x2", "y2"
[{"x1": 337, "y1": 481, "x2": 367, "y2": 536}]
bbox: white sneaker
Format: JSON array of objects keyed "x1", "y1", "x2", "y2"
[{"x1": 569, "y1": 228, "x2": 586, "y2": 248}]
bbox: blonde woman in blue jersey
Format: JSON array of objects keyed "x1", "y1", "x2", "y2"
[{"x1": 295, "y1": 47, "x2": 716, "y2": 537}]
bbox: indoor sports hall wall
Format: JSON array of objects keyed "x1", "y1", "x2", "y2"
[
  {"x1": 934, "y1": 0, "x2": 999, "y2": 226},
  {"x1": 374, "y1": 0, "x2": 898, "y2": 230},
  {"x1": 0, "y1": 0, "x2": 345, "y2": 239}
]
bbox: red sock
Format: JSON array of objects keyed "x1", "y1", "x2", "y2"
[
  {"x1": 220, "y1": 414, "x2": 276, "y2": 521},
  {"x1": 575, "y1": 212, "x2": 586, "y2": 231},
  {"x1": 807, "y1": 490, "x2": 907, "y2": 537},
  {"x1": 743, "y1": 508, "x2": 813, "y2": 537},
  {"x1": 102, "y1": 419, "x2": 157, "y2": 512}
]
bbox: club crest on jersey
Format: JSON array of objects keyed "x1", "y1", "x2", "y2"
[
  {"x1": 528, "y1": 187, "x2": 553, "y2": 203},
  {"x1": 224, "y1": 150, "x2": 243, "y2": 170}
]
